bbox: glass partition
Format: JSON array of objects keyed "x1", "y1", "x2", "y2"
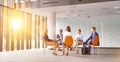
[{"x1": 0, "y1": 1, "x2": 47, "y2": 51}]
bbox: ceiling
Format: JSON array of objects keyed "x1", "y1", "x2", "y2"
[{"x1": 21, "y1": 1, "x2": 120, "y2": 18}]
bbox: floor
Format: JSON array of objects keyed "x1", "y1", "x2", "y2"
[{"x1": 0, "y1": 48, "x2": 120, "y2": 62}]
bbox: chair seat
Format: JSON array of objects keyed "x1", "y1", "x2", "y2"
[{"x1": 45, "y1": 41, "x2": 57, "y2": 46}]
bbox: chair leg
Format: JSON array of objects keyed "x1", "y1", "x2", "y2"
[
  {"x1": 97, "y1": 47, "x2": 100, "y2": 55},
  {"x1": 63, "y1": 45, "x2": 65, "y2": 55},
  {"x1": 94, "y1": 47, "x2": 95, "y2": 55},
  {"x1": 43, "y1": 43, "x2": 46, "y2": 55},
  {"x1": 44, "y1": 46, "x2": 45, "y2": 55}
]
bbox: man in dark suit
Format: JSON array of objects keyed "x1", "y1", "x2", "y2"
[{"x1": 83, "y1": 27, "x2": 99, "y2": 55}]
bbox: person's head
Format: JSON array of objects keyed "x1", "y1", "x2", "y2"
[
  {"x1": 66, "y1": 26, "x2": 71, "y2": 32},
  {"x1": 59, "y1": 29, "x2": 63, "y2": 34},
  {"x1": 91, "y1": 27, "x2": 96, "y2": 32},
  {"x1": 77, "y1": 29, "x2": 81, "y2": 34}
]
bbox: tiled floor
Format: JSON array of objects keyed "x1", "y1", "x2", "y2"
[{"x1": 0, "y1": 48, "x2": 120, "y2": 62}]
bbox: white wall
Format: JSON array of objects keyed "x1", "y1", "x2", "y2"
[{"x1": 56, "y1": 15, "x2": 120, "y2": 47}]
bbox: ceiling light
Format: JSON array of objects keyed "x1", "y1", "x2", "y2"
[{"x1": 114, "y1": 7, "x2": 120, "y2": 9}]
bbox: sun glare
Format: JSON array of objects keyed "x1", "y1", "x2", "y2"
[{"x1": 12, "y1": 19, "x2": 21, "y2": 30}]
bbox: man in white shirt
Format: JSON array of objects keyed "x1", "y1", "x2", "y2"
[{"x1": 74, "y1": 29, "x2": 83, "y2": 54}]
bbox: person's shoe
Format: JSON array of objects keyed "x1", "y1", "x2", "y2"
[
  {"x1": 53, "y1": 52, "x2": 58, "y2": 55},
  {"x1": 70, "y1": 48, "x2": 72, "y2": 51},
  {"x1": 87, "y1": 53, "x2": 91, "y2": 55},
  {"x1": 66, "y1": 53, "x2": 68, "y2": 56}
]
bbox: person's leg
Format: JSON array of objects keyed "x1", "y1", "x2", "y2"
[
  {"x1": 88, "y1": 46, "x2": 91, "y2": 55},
  {"x1": 53, "y1": 40, "x2": 62, "y2": 51},
  {"x1": 53, "y1": 41, "x2": 58, "y2": 55},
  {"x1": 75, "y1": 41, "x2": 79, "y2": 54},
  {"x1": 82, "y1": 42, "x2": 88, "y2": 55},
  {"x1": 83, "y1": 41, "x2": 87, "y2": 47},
  {"x1": 63, "y1": 44, "x2": 66, "y2": 55},
  {"x1": 66, "y1": 46, "x2": 69, "y2": 56},
  {"x1": 60, "y1": 41, "x2": 62, "y2": 45}
]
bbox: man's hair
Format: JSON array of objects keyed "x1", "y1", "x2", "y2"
[
  {"x1": 91, "y1": 27, "x2": 96, "y2": 30},
  {"x1": 78, "y1": 29, "x2": 81, "y2": 32},
  {"x1": 60, "y1": 29, "x2": 63, "y2": 32},
  {"x1": 66, "y1": 26, "x2": 71, "y2": 32}
]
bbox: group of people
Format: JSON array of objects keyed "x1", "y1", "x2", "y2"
[{"x1": 42, "y1": 26, "x2": 99, "y2": 56}]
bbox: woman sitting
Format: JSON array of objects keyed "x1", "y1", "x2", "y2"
[
  {"x1": 63, "y1": 26, "x2": 73, "y2": 56},
  {"x1": 42, "y1": 28, "x2": 62, "y2": 55}
]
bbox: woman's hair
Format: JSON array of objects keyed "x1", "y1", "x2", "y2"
[
  {"x1": 66, "y1": 26, "x2": 71, "y2": 32},
  {"x1": 43, "y1": 28, "x2": 48, "y2": 34}
]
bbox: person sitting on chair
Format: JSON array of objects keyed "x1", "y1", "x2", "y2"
[
  {"x1": 83, "y1": 27, "x2": 99, "y2": 55},
  {"x1": 74, "y1": 29, "x2": 83, "y2": 54},
  {"x1": 56, "y1": 29, "x2": 63, "y2": 45},
  {"x1": 42, "y1": 28, "x2": 62, "y2": 55},
  {"x1": 63, "y1": 26, "x2": 73, "y2": 56}
]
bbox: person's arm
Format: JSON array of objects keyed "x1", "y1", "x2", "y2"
[
  {"x1": 56, "y1": 34, "x2": 60, "y2": 41},
  {"x1": 80, "y1": 35, "x2": 83, "y2": 42},
  {"x1": 86, "y1": 34, "x2": 92, "y2": 42},
  {"x1": 63, "y1": 33, "x2": 66, "y2": 43},
  {"x1": 75, "y1": 34, "x2": 78, "y2": 41}
]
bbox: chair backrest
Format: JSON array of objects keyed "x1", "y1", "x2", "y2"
[
  {"x1": 92, "y1": 35, "x2": 99, "y2": 46},
  {"x1": 64, "y1": 36, "x2": 73, "y2": 47},
  {"x1": 42, "y1": 35, "x2": 54, "y2": 46},
  {"x1": 42, "y1": 36, "x2": 47, "y2": 45}
]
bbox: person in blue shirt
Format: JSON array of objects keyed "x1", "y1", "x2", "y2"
[
  {"x1": 83, "y1": 27, "x2": 99, "y2": 55},
  {"x1": 74, "y1": 29, "x2": 83, "y2": 54}
]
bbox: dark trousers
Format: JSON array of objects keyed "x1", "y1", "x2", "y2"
[{"x1": 83, "y1": 41, "x2": 92, "y2": 54}]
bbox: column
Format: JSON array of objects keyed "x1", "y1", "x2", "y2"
[
  {"x1": 47, "y1": 12, "x2": 56, "y2": 39},
  {"x1": 16, "y1": 0, "x2": 21, "y2": 8},
  {"x1": 40, "y1": 16, "x2": 44, "y2": 48},
  {"x1": 0, "y1": 5, "x2": 3, "y2": 52}
]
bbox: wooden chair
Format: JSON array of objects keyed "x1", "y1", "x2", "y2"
[
  {"x1": 74, "y1": 40, "x2": 83, "y2": 54},
  {"x1": 85, "y1": 35, "x2": 99, "y2": 46},
  {"x1": 42, "y1": 38, "x2": 57, "y2": 46},
  {"x1": 92, "y1": 35, "x2": 99, "y2": 46},
  {"x1": 64, "y1": 36, "x2": 73, "y2": 47},
  {"x1": 42, "y1": 38, "x2": 58, "y2": 55},
  {"x1": 92, "y1": 35, "x2": 100, "y2": 54},
  {"x1": 85, "y1": 35, "x2": 99, "y2": 54},
  {"x1": 63, "y1": 36, "x2": 73, "y2": 55}
]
